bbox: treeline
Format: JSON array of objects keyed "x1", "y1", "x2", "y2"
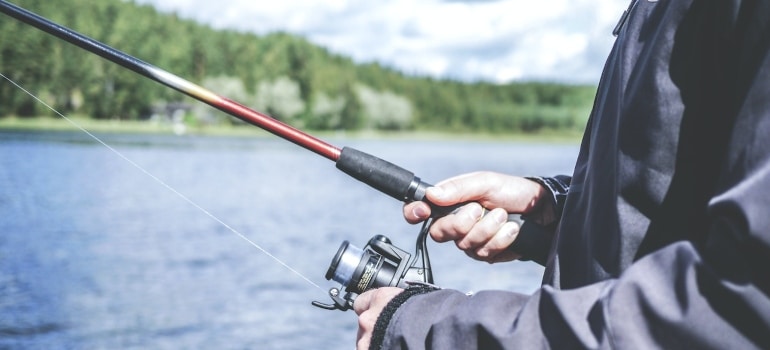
[{"x1": 0, "y1": 0, "x2": 596, "y2": 133}]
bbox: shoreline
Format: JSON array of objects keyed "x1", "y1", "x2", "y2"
[{"x1": 0, "y1": 116, "x2": 583, "y2": 144}]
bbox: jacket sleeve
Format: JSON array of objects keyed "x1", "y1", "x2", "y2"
[
  {"x1": 507, "y1": 175, "x2": 570, "y2": 265},
  {"x1": 372, "y1": 2, "x2": 770, "y2": 348},
  {"x1": 377, "y1": 238, "x2": 770, "y2": 349},
  {"x1": 526, "y1": 175, "x2": 571, "y2": 222}
]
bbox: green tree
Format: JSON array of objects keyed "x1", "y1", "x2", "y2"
[{"x1": 0, "y1": 0, "x2": 596, "y2": 134}]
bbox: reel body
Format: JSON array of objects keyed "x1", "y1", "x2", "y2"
[{"x1": 312, "y1": 223, "x2": 433, "y2": 311}]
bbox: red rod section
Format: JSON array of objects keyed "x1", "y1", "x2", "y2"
[
  {"x1": 218, "y1": 98, "x2": 341, "y2": 161},
  {"x1": 0, "y1": 0, "x2": 341, "y2": 162}
]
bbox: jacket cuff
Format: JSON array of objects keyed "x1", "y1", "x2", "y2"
[
  {"x1": 369, "y1": 284, "x2": 439, "y2": 350},
  {"x1": 525, "y1": 175, "x2": 571, "y2": 219}
]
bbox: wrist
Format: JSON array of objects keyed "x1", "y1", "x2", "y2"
[
  {"x1": 524, "y1": 176, "x2": 570, "y2": 225},
  {"x1": 369, "y1": 284, "x2": 439, "y2": 350}
]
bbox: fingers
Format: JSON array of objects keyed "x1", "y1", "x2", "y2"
[
  {"x1": 403, "y1": 201, "x2": 432, "y2": 224},
  {"x1": 429, "y1": 203, "x2": 485, "y2": 242},
  {"x1": 353, "y1": 287, "x2": 403, "y2": 316},
  {"x1": 353, "y1": 289, "x2": 373, "y2": 316},
  {"x1": 354, "y1": 288, "x2": 403, "y2": 350},
  {"x1": 425, "y1": 172, "x2": 496, "y2": 206},
  {"x1": 474, "y1": 220, "x2": 522, "y2": 263},
  {"x1": 356, "y1": 310, "x2": 377, "y2": 350},
  {"x1": 431, "y1": 207, "x2": 522, "y2": 263},
  {"x1": 401, "y1": 171, "x2": 544, "y2": 263},
  {"x1": 403, "y1": 172, "x2": 550, "y2": 227},
  {"x1": 402, "y1": 172, "x2": 493, "y2": 224},
  {"x1": 353, "y1": 291, "x2": 375, "y2": 349},
  {"x1": 423, "y1": 172, "x2": 545, "y2": 214},
  {"x1": 455, "y1": 208, "x2": 508, "y2": 250}
]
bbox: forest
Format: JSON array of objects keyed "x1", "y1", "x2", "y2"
[{"x1": 0, "y1": 0, "x2": 598, "y2": 134}]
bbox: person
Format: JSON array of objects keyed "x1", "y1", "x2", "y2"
[{"x1": 353, "y1": 0, "x2": 770, "y2": 349}]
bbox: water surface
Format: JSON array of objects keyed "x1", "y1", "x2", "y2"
[{"x1": 0, "y1": 130, "x2": 578, "y2": 349}]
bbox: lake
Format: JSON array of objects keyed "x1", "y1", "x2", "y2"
[{"x1": 0, "y1": 130, "x2": 578, "y2": 349}]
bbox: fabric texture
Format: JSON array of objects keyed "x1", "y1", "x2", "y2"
[
  {"x1": 369, "y1": 285, "x2": 439, "y2": 350},
  {"x1": 371, "y1": 0, "x2": 770, "y2": 348}
]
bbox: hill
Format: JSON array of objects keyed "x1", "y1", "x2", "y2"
[{"x1": 0, "y1": 0, "x2": 596, "y2": 134}]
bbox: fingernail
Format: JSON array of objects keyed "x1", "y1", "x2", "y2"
[
  {"x1": 492, "y1": 209, "x2": 507, "y2": 224},
  {"x1": 427, "y1": 186, "x2": 445, "y2": 200},
  {"x1": 466, "y1": 204, "x2": 483, "y2": 221},
  {"x1": 412, "y1": 205, "x2": 429, "y2": 218}
]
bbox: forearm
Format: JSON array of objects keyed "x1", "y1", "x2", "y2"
[
  {"x1": 375, "y1": 279, "x2": 609, "y2": 349},
  {"x1": 373, "y1": 241, "x2": 769, "y2": 350}
]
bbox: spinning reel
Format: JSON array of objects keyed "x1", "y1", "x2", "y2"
[{"x1": 312, "y1": 221, "x2": 434, "y2": 312}]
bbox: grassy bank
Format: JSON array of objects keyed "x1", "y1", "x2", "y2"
[
  {"x1": 0, "y1": 116, "x2": 258, "y2": 136},
  {"x1": 0, "y1": 116, "x2": 584, "y2": 143}
]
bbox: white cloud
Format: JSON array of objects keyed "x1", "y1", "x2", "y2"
[{"x1": 133, "y1": 0, "x2": 628, "y2": 84}]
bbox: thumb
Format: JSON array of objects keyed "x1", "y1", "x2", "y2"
[
  {"x1": 424, "y1": 186, "x2": 453, "y2": 205},
  {"x1": 426, "y1": 172, "x2": 493, "y2": 206}
]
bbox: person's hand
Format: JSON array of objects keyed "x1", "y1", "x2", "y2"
[
  {"x1": 354, "y1": 287, "x2": 403, "y2": 350},
  {"x1": 403, "y1": 172, "x2": 550, "y2": 263}
]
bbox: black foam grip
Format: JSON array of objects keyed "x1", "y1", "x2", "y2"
[{"x1": 336, "y1": 147, "x2": 415, "y2": 201}]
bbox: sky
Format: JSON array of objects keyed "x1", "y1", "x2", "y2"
[{"x1": 133, "y1": 0, "x2": 629, "y2": 85}]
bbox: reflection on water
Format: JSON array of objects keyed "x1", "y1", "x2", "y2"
[{"x1": 0, "y1": 130, "x2": 578, "y2": 349}]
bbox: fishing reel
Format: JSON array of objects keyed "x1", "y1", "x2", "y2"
[{"x1": 312, "y1": 221, "x2": 433, "y2": 311}]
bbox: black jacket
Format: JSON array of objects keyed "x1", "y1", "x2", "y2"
[{"x1": 372, "y1": 1, "x2": 770, "y2": 348}]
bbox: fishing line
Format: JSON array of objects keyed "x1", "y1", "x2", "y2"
[
  {"x1": 0, "y1": 72, "x2": 323, "y2": 291},
  {"x1": 0, "y1": 0, "x2": 468, "y2": 220}
]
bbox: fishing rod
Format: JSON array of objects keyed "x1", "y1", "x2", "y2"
[
  {"x1": 0, "y1": 0, "x2": 439, "y2": 209},
  {"x1": 1, "y1": 1, "x2": 549, "y2": 311}
]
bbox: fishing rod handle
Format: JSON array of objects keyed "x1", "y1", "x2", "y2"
[
  {"x1": 335, "y1": 147, "x2": 459, "y2": 213},
  {"x1": 336, "y1": 146, "x2": 508, "y2": 215}
]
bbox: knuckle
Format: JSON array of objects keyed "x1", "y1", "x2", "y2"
[
  {"x1": 429, "y1": 223, "x2": 452, "y2": 242},
  {"x1": 450, "y1": 219, "x2": 469, "y2": 235},
  {"x1": 456, "y1": 239, "x2": 471, "y2": 250},
  {"x1": 357, "y1": 316, "x2": 370, "y2": 331}
]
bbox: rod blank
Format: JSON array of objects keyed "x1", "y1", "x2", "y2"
[{"x1": 0, "y1": 0, "x2": 341, "y2": 161}]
